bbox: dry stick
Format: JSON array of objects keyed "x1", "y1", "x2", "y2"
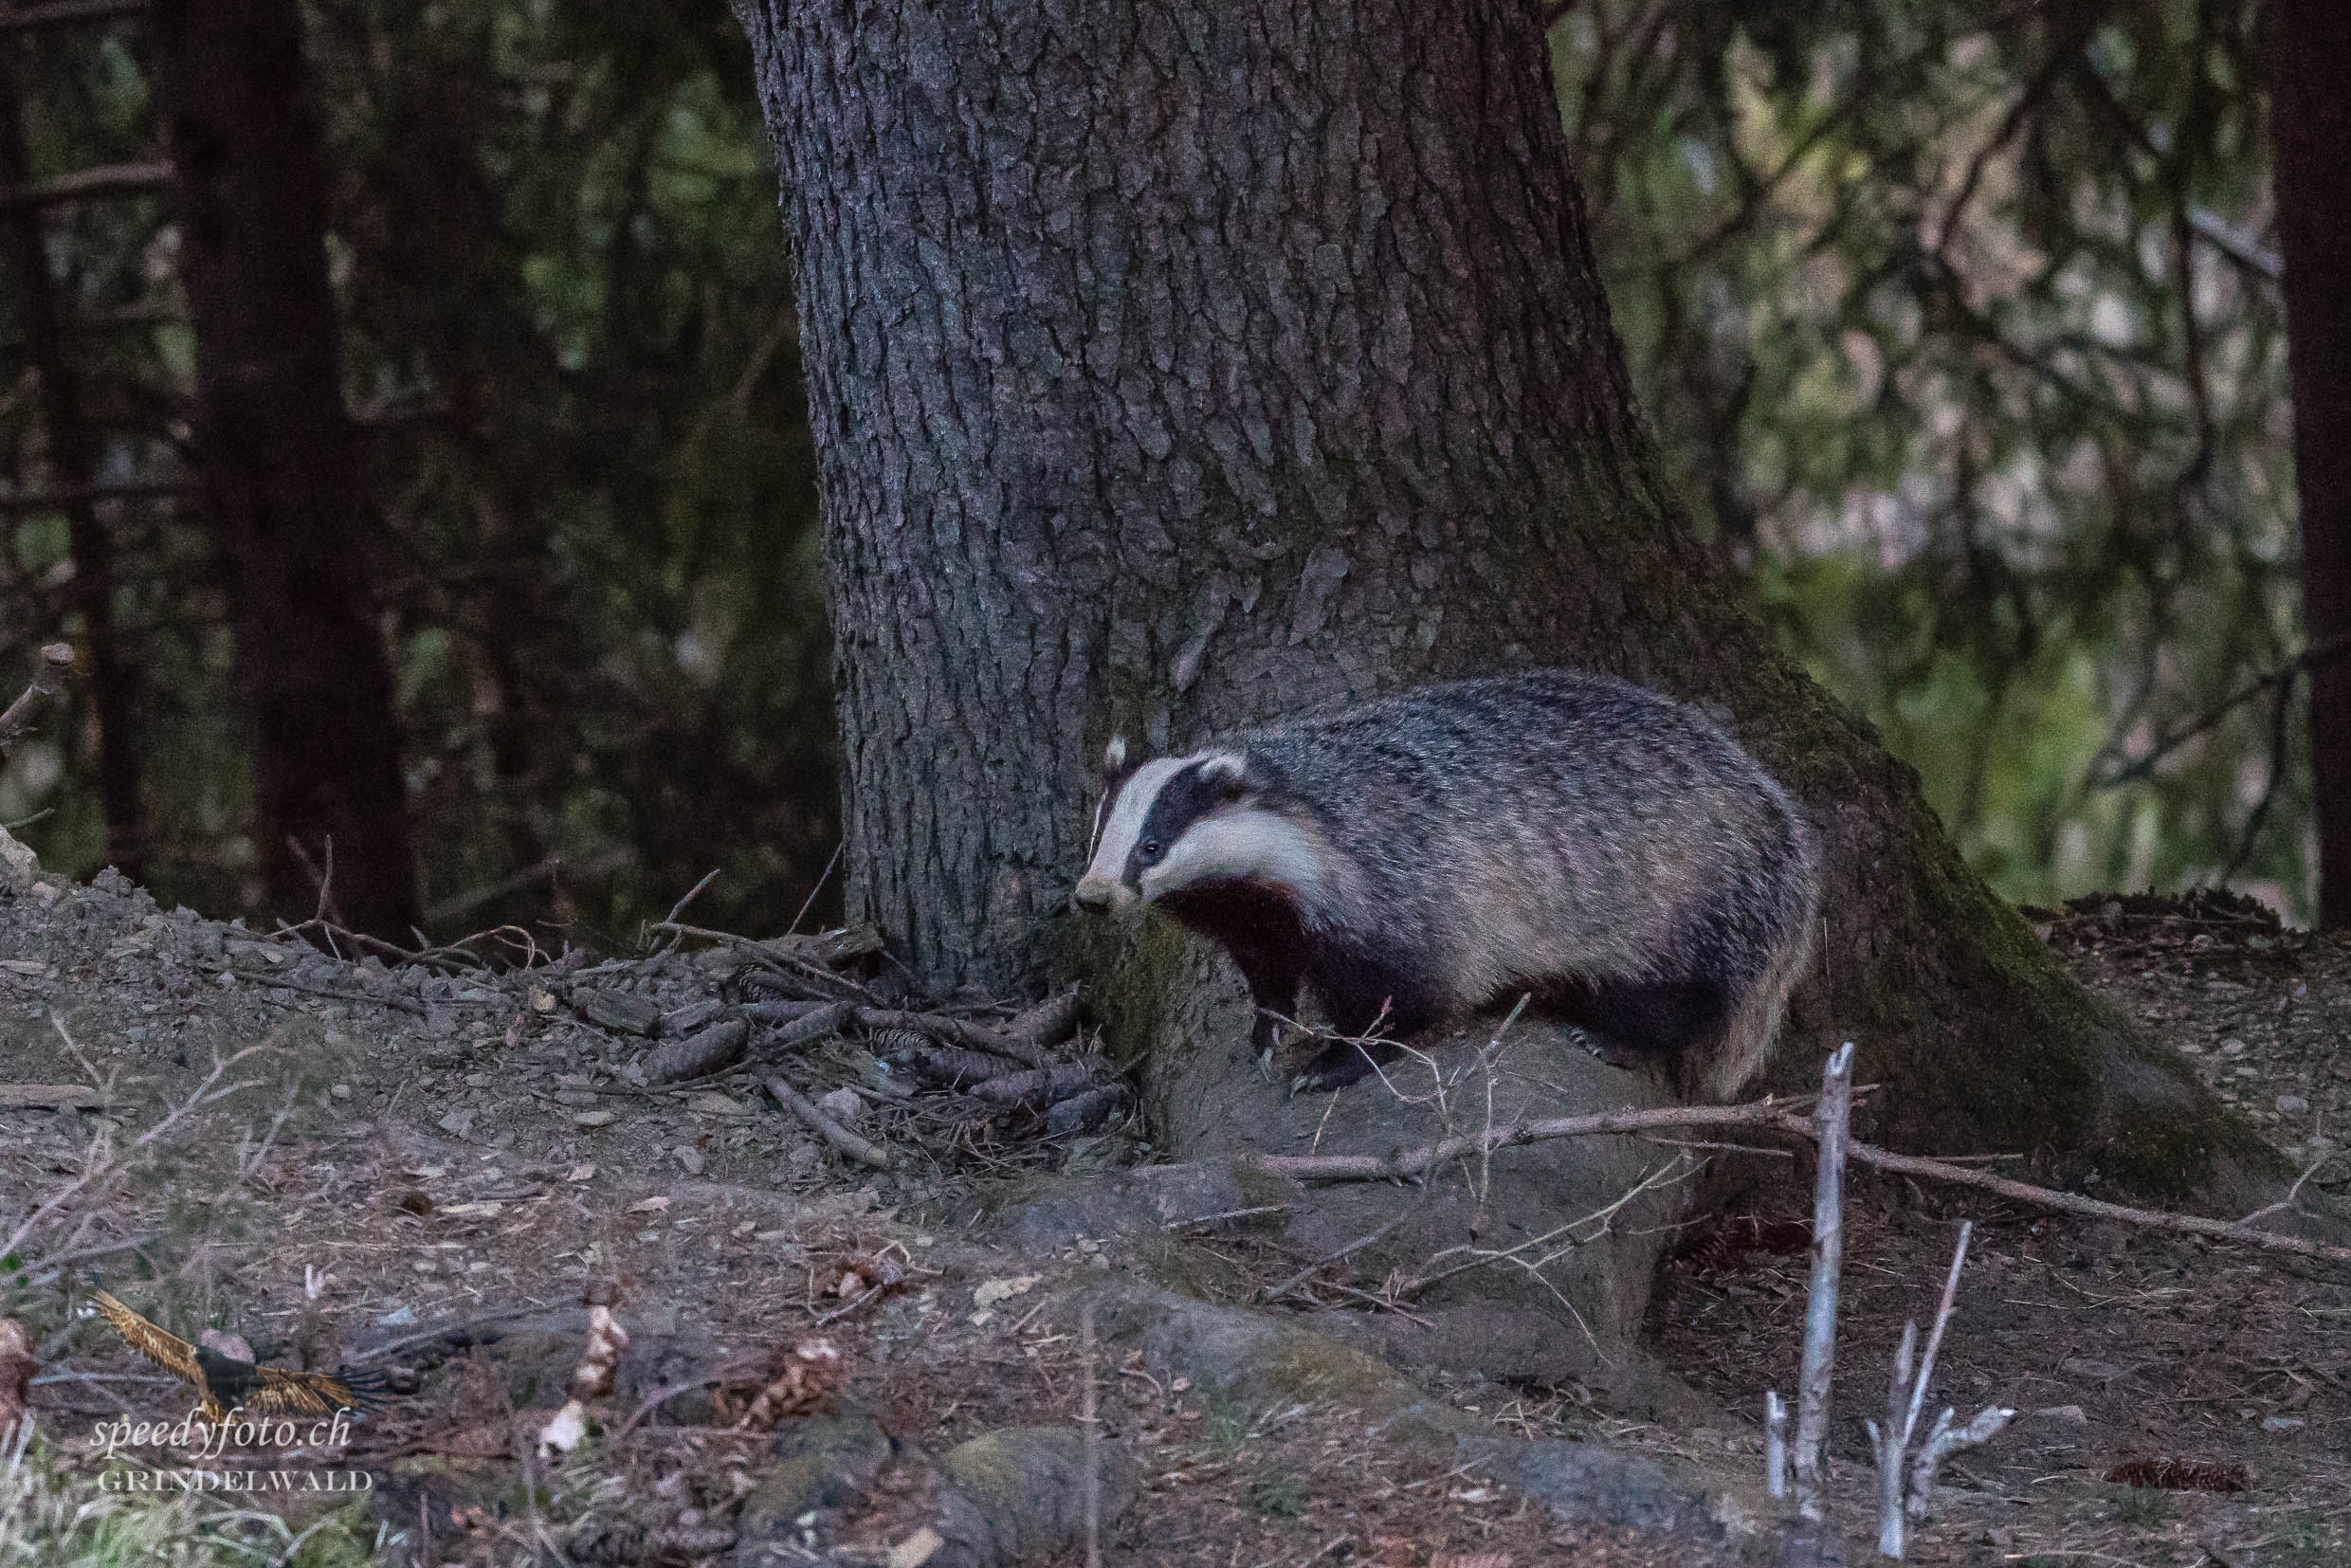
[
  {"x1": 764, "y1": 1076, "x2": 890, "y2": 1170},
  {"x1": 785, "y1": 842, "x2": 844, "y2": 939},
  {"x1": 1892, "y1": 1226, "x2": 2014, "y2": 1532},
  {"x1": 1080, "y1": 1301, "x2": 1103, "y2": 1568},
  {"x1": 1901, "y1": 1222, "x2": 1974, "y2": 1457},
  {"x1": 1258, "y1": 1210, "x2": 1416, "y2": 1305},
  {"x1": 1867, "y1": 1321, "x2": 1920, "y2": 1556},
  {"x1": 1793, "y1": 1042, "x2": 1854, "y2": 1522},
  {"x1": 1905, "y1": 1405, "x2": 2012, "y2": 1522},
  {"x1": 1239, "y1": 1101, "x2": 2351, "y2": 1269}
]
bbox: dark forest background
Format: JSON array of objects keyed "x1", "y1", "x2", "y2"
[{"x1": 0, "y1": 0, "x2": 2322, "y2": 945}]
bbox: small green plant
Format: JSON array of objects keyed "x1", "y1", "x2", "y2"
[
  {"x1": 2276, "y1": 1508, "x2": 2338, "y2": 1562},
  {"x1": 1250, "y1": 1475, "x2": 1307, "y2": 1517},
  {"x1": 1198, "y1": 1396, "x2": 1252, "y2": 1456},
  {"x1": 2117, "y1": 1485, "x2": 2171, "y2": 1526}
]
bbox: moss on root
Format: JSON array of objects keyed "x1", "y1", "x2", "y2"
[{"x1": 1048, "y1": 911, "x2": 1197, "y2": 1070}]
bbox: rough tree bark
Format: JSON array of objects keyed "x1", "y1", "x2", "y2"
[
  {"x1": 149, "y1": 0, "x2": 421, "y2": 941},
  {"x1": 0, "y1": 43, "x2": 148, "y2": 881},
  {"x1": 2269, "y1": 0, "x2": 2351, "y2": 932},
  {"x1": 736, "y1": 0, "x2": 2267, "y2": 1185}
]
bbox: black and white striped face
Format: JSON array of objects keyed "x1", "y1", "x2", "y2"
[{"x1": 1073, "y1": 741, "x2": 1324, "y2": 911}]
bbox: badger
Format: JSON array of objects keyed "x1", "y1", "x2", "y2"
[{"x1": 1071, "y1": 670, "x2": 1818, "y2": 1100}]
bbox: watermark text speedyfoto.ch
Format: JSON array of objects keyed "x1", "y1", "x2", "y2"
[{"x1": 93, "y1": 1409, "x2": 358, "y2": 1462}]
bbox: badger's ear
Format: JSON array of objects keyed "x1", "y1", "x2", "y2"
[
  {"x1": 1102, "y1": 736, "x2": 1130, "y2": 777},
  {"x1": 1195, "y1": 751, "x2": 1251, "y2": 797}
]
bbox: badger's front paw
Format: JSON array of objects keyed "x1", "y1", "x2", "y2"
[{"x1": 1289, "y1": 1038, "x2": 1400, "y2": 1095}]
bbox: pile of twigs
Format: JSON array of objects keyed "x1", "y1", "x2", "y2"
[{"x1": 645, "y1": 921, "x2": 1130, "y2": 1170}]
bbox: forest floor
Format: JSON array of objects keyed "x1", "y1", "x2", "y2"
[{"x1": 0, "y1": 846, "x2": 2343, "y2": 1568}]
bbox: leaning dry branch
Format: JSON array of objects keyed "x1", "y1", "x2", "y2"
[
  {"x1": 0, "y1": 642, "x2": 72, "y2": 761},
  {"x1": 1238, "y1": 1091, "x2": 2351, "y2": 1269}
]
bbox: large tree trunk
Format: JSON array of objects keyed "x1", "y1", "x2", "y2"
[
  {"x1": 0, "y1": 46, "x2": 148, "y2": 883},
  {"x1": 736, "y1": 0, "x2": 2265, "y2": 1185},
  {"x1": 2269, "y1": 0, "x2": 2351, "y2": 932},
  {"x1": 149, "y1": 0, "x2": 421, "y2": 941}
]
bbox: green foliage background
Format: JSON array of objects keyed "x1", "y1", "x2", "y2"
[
  {"x1": 0, "y1": 0, "x2": 2316, "y2": 939},
  {"x1": 1556, "y1": 0, "x2": 2306, "y2": 916}
]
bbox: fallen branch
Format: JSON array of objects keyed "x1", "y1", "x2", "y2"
[
  {"x1": 649, "y1": 921, "x2": 885, "y2": 1006},
  {"x1": 854, "y1": 1006, "x2": 1043, "y2": 1068},
  {"x1": 965, "y1": 1057, "x2": 1110, "y2": 1109},
  {"x1": 764, "y1": 1076, "x2": 890, "y2": 1170},
  {"x1": 1237, "y1": 1092, "x2": 2351, "y2": 1268},
  {"x1": 756, "y1": 1000, "x2": 852, "y2": 1049}
]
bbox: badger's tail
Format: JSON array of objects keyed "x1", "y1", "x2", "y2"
[{"x1": 1683, "y1": 814, "x2": 1821, "y2": 1103}]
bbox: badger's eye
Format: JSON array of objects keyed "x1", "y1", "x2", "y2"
[{"x1": 1137, "y1": 839, "x2": 1163, "y2": 865}]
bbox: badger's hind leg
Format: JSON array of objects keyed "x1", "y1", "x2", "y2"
[{"x1": 1531, "y1": 975, "x2": 1730, "y2": 1080}]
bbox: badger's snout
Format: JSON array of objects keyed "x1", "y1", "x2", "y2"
[{"x1": 1071, "y1": 875, "x2": 1124, "y2": 913}]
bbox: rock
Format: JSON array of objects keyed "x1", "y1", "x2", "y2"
[
  {"x1": 733, "y1": 1410, "x2": 895, "y2": 1560},
  {"x1": 0, "y1": 826, "x2": 37, "y2": 890},
  {"x1": 1143, "y1": 993, "x2": 1694, "y2": 1380},
  {"x1": 1464, "y1": 1435, "x2": 1714, "y2": 1534},
  {"x1": 923, "y1": 1427, "x2": 1140, "y2": 1568},
  {"x1": 819, "y1": 1087, "x2": 866, "y2": 1125},
  {"x1": 1081, "y1": 1283, "x2": 1471, "y2": 1444},
  {"x1": 978, "y1": 1158, "x2": 1304, "y2": 1252}
]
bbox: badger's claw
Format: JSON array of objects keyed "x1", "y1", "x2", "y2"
[{"x1": 1288, "y1": 1038, "x2": 1400, "y2": 1095}]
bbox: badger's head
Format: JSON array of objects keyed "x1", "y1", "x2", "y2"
[{"x1": 1073, "y1": 737, "x2": 1321, "y2": 914}]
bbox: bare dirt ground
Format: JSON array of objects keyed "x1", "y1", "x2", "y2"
[{"x1": 0, "y1": 855, "x2": 2344, "y2": 1566}]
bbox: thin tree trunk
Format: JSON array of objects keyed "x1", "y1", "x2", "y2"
[
  {"x1": 2269, "y1": 0, "x2": 2351, "y2": 931},
  {"x1": 736, "y1": 0, "x2": 2265, "y2": 1178},
  {"x1": 148, "y1": 0, "x2": 420, "y2": 941},
  {"x1": 0, "y1": 42, "x2": 147, "y2": 881}
]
